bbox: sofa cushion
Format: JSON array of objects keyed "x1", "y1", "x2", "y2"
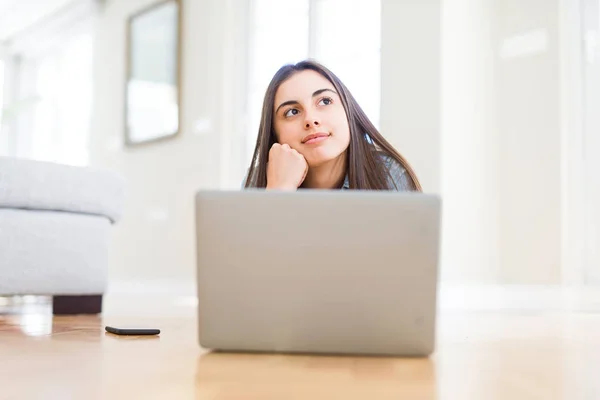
[
  {"x1": 0, "y1": 157, "x2": 125, "y2": 223},
  {"x1": 0, "y1": 208, "x2": 109, "y2": 295}
]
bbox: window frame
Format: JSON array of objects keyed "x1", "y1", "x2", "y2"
[{"x1": 244, "y1": 0, "x2": 382, "y2": 169}]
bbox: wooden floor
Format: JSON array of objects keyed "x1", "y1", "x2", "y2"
[{"x1": 1, "y1": 292, "x2": 600, "y2": 400}]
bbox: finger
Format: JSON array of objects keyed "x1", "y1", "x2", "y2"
[
  {"x1": 296, "y1": 150, "x2": 307, "y2": 162},
  {"x1": 291, "y1": 148, "x2": 303, "y2": 157},
  {"x1": 269, "y1": 143, "x2": 281, "y2": 155},
  {"x1": 299, "y1": 164, "x2": 309, "y2": 185},
  {"x1": 281, "y1": 143, "x2": 291, "y2": 150}
]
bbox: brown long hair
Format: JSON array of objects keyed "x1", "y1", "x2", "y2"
[{"x1": 244, "y1": 59, "x2": 422, "y2": 191}]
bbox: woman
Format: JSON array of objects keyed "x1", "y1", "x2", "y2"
[{"x1": 244, "y1": 59, "x2": 422, "y2": 192}]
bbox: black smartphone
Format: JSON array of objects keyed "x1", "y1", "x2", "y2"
[{"x1": 105, "y1": 326, "x2": 160, "y2": 336}]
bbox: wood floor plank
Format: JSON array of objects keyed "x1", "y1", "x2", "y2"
[{"x1": 1, "y1": 294, "x2": 600, "y2": 399}]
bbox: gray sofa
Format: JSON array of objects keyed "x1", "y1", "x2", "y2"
[{"x1": 0, "y1": 156, "x2": 125, "y2": 314}]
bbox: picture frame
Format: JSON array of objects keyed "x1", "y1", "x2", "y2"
[{"x1": 124, "y1": 0, "x2": 181, "y2": 147}]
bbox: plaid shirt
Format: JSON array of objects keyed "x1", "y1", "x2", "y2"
[{"x1": 341, "y1": 155, "x2": 416, "y2": 191}]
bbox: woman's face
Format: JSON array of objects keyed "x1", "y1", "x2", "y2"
[{"x1": 272, "y1": 70, "x2": 351, "y2": 167}]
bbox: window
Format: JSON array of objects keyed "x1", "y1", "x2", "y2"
[
  {"x1": 312, "y1": 0, "x2": 381, "y2": 129},
  {"x1": 0, "y1": 60, "x2": 4, "y2": 134},
  {"x1": 246, "y1": 0, "x2": 310, "y2": 162},
  {"x1": 245, "y1": 0, "x2": 381, "y2": 166},
  {"x1": 583, "y1": 0, "x2": 600, "y2": 282},
  {"x1": 0, "y1": 58, "x2": 11, "y2": 156},
  {"x1": 7, "y1": 32, "x2": 93, "y2": 166},
  {"x1": 28, "y1": 33, "x2": 93, "y2": 166},
  {"x1": 3, "y1": 1, "x2": 95, "y2": 166}
]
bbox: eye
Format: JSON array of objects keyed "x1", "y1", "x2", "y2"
[
  {"x1": 284, "y1": 108, "x2": 300, "y2": 118},
  {"x1": 318, "y1": 97, "x2": 333, "y2": 106}
]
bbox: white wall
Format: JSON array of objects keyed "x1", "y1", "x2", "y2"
[
  {"x1": 582, "y1": 0, "x2": 600, "y2": 283},
  {"x1": 93, "y1": 0, "x2": 572, "y2": 286},
  {"x1": 559, "y1": 0, "x2": 586, "y2": 286},
  {"x1": 381, "y1": 0, "x2": 502, "y2": 284},
  {"x1": 381, "y1": 0, "x2": 441, "y2": 195},
  {"x1": 383, "y1": 0, "x2": 567, "y2": 284},
  {"x1": 440, "y1": 0, "x2": 500, "y2": 284},
  {"x1": 90, "y1": 0, "x2": 248, "y2": 282},
  {"x1": 494, "y1": 0, "x2": 563, "y2": 284},
  {"x1": 97, "y1": 0, "x2": 442, "y2": 284}
]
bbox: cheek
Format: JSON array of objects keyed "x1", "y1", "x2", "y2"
[
  {"x1": 332, "y1": 110, "x2": 350, "y2": 142},
  {"x1": 275, "y1": 121, "x2": 304, "y2": 145},
  {"x1": 274, "y1": 121, "x2": 301, "y2": 145}
]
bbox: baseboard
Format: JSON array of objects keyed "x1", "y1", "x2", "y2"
[
  {"x1": 105, "y1": 280, "x2": 600, "y2": 313},
  {"x1": 438, "y1": 284, "x2": 600, "y2": 312}
]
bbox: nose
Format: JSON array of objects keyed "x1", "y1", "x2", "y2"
[{"x1": 304, "y1": 115, "x2": 320, "y2": 129}]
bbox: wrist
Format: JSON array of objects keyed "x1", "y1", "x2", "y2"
[{"x1": 266, "y1": 182, "x2": 297, "y2": 191}]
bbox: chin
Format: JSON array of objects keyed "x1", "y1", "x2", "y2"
[{"x1": 304, "y1": 148, "x2": 345, "y2": 168}]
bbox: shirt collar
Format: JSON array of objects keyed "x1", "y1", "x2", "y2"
[{"x1": 341, "y1": 175, "x2": 350, "y2": 189}]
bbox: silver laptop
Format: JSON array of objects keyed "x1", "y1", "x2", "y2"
[{"x1": 195, "y1": 190, "x2": 441, "y2": 357}]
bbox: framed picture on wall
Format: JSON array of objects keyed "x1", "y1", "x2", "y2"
[{"x1": 124, "y1": 0, "x2": 181, "y2": 147}]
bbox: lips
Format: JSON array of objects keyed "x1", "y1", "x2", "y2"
[{"x1": 302, "y1": 132, "x2": 330, "y2": 144}]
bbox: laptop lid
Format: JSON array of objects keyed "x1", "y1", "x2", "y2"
[{"x1": 195, "y1": 190, "x2": 441, "y2": 356}]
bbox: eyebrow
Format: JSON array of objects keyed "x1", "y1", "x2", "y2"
[{"x1": 275, "y1": 88, "x2": 338, "y2": 114}]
